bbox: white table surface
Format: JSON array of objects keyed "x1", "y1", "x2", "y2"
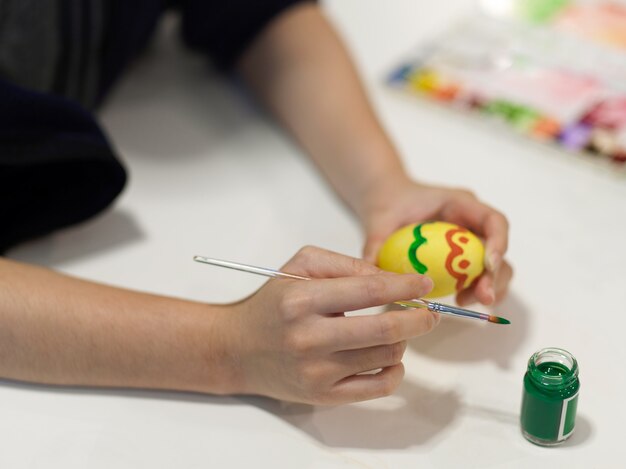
[{"x1": 3, "y1": 1, "x2": 626, "y2": 467}]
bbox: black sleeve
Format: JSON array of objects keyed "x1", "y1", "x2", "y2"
[
  {"x1": 0, "y1": 79, "x2": 127, "y2": 253},
  {"x1": 178, "y1": 0, "x2": 317, "y2": 70}
]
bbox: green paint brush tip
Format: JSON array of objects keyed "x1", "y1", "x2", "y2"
[{"x1": 488, "y1": 315, "x2": 511, "y2": 325}]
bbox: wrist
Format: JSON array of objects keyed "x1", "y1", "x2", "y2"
[
  {"x1": 178, "y1": 302, "x2": 247, "y2": 396},
  {"x1": 356, "y1": 171, "x2": 414, "y2": 221},
  {"x1": 348, "y1": 157, "x2": 411, "y2": 217}
]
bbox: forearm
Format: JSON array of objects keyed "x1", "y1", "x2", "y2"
[
  {"x1": 238, "y1": 3, "x2": 411, "y2": 220},
  {"x1": 0, "y1": 258, "x2": 241, "y2": 394}
]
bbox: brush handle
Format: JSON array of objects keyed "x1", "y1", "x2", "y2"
[
  {"x1": 193, "y1": 256, "x2": 310, "y2": 280},
  {"x1": 193, "y1": 256, "x2": 503, "y2": 324},
  {"x1": 396, "y1": 299, "x2": 490, "y2": 321}
]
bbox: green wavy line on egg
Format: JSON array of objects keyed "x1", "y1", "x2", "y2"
[{"x1": 408, "y1": 223, "x2": 428, "y2": 274}]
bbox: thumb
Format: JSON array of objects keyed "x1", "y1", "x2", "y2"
[{"x1": 362, "y1": 231, "x2": 390, "y2": 265}]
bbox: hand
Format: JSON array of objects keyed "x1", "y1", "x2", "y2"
[
  {"x1": 223, "y1": 246, "x2": 437, "y2": 405},
  {"x1": 361, "y1": 178, "x2": 513, "y2": 306}
]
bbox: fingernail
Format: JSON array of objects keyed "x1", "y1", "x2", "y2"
[
  {"x1": 422, "y1": 276, "x2": 434, "y2": 293},
  {"x1": 485, "y1": 251, "x2": 501, "y2": 272}
]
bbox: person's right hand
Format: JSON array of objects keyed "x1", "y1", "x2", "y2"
[{"x1": 220, "y1": 246, "x2": 438, "y2": 405}]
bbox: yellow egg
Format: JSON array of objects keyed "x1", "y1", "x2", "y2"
[{"x1": 377, "y1": 221, "x2": 485, "y2": 298}]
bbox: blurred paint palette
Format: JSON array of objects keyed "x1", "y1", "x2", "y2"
[{"x1": 388, "y1": 0, "x2": 626, "y2": 167}]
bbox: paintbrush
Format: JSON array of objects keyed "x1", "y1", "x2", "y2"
[{"x1": 193, "y1": 256, "x2": 510, "y2": 325}]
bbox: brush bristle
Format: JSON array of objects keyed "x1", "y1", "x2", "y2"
[{"x1": 488, "y1": 316, "x2": 511, "y2": 325}]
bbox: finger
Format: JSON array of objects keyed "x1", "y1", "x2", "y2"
[
  {"x1": 282, "y1": 245, "x2": 381, "y2": 279},
  {"x1": 456, "y1": 287, "x2": 478, "y2": 307},
  {"x1": 482, "y1": 212, "x2": 509, "y2": 272},
  {"x1": 474, "y1": 273, "x2": 496, "y2": 305},
  {"x1": 328, "y1": 363, "x2": 405, "y2": 404},
  {"x1": 456, "y1": 272, "x2": 494, "y2": 306},
  {"x1": 493, "y1": 260, "x2": 513, "y2": 304},
  {"x1": 363, "y1": 235, "x2": 385, "y2": 265},
  {"x1": 305, "y1": 272, "x2": 433, "y2": 314},
  {"x1": 320, "y1": 308, "x2": 439, "y2": 351},
  {"x1": 457, "y1": 260, "x2": 513, "y2": 306},
  {"x1": 442, "y1": 198, "x2": 509, "y2": 271},
  {"x1": 331, "y1": 341, "x2": 407, "y2": 376},
  {"x1": 363, "y1": 223, "x2": 398, "y2": 265}
]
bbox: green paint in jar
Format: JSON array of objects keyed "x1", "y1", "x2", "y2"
[{"x1": 520, "y1": 347, "x2": 580, "y2": 446}]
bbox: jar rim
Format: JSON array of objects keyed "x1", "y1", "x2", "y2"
[{"x1": 527, "y1": 347, "x2": 579, "y2": 388}]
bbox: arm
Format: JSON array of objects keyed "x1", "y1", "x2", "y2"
[
  {"x1": 237, "y1": 3, "x2": 403, "y2": 223},
  {"x1": 0, "y1": 249, "x2": 436, "y2": 404},
  {"x1": 237, "y1": 4, "x2": 512, "y2": 305},
  {"x1": 0, "y1": 8, "x2": 437, "y2": 402},
  {"x1": 0, "y1": 257, "x2": 238, "y2": 394}
]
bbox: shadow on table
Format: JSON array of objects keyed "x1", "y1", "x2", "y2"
[
  {"x1": 562, "y1": 414, "x2": 594, "y2": 447},
  {"x1": 0, "y1": 377, "x2": 457, "y2": 451},
  {"x1": 408, "y1": 292, "x2": 529, "y2": 370},
  {"x1": 244, "y1": 293, "x2": 530, "y2": 450},
  {"x1": 6, "y1": 209, "x2": 145, "y2": 268},
  {"x1": 462, "y1": 404, "x2": 593, "y2": 447},
  {"x1": 246, "y1": 379, "x2": 461, "y2": 450},
  {"x1": 0, "y1": 377, "x2": 457, "y2": 450},
  {"x1": 1, "y1": 377, "x2": 592, "y2": 451}
]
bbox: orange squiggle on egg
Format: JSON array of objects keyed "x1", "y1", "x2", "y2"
[{"x1": 445, "y1": 227, "x2": 469, "y2": 291}]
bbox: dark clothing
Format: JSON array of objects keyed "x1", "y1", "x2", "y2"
[{"x1": 0, "y1": 0, "x2": 311, "y2": 252}]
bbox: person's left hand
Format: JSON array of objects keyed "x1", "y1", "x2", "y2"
[{"x1": 360, "y1": 177, "x2": 513, "y2": 306}]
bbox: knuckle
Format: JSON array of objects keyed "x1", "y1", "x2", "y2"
[
  {"x1": 413, "y1": 275, "x2": 433, "y2": 295},
  {"x1": 296, "y1": 245, "x2": 318, "y2": 262},
  {"x1": 505, "y1": 262, "x2": 514, "y2": 279},
  {"x1": 296, "y1": 363, "x2": 325, "y2": 390},
  {"x1": 365, "y1": 277, "x2": 389, "y2": 304},
  {"x1": 378, "y1": 370, "x2": 403, "y2": 397},
  {"x1": 278, "y1": 287, "x2": 312, "y2": 320},
  {"x1": 285, "y1": 246, "x2": 318, "y2": 273},
  {"x1": 455, "y1": 188, "x2": 476, "y2": 200},
  {"x1": 349, "y1": 256, "x2": 364, "y2": 275},
  {"x1": 283, "y1": 329, "x2": 315, "y2": 356},
  {"x1": 491, "y1": 211, "x2": 510, "y2": 230},
  {"x1": 307, "y1": 390, "x2": 334, "y2": 406},
  {"x1": 387, "y1": 341, "x2": 406, "y2": 364},
  {"x1": 379, "y1": 381, "x2": 396, "y2": 398},
  {"x1": 496, "y1": 210, "x2": 509, "y2": 224},
  {"x1": 350, "y1": 256, "x2": 378, "y2": 276},
  {"x1": 420, "y1": 312, "x2": 438, "y2": 333},
  {"x1": 377, "y1": 315, "x2": 401, "y2": 343}
]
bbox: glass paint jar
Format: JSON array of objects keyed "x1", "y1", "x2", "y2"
[{"x1": 520, "y1": 347, "x2": 580, "y2": 446}]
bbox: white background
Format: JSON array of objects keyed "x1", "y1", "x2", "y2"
[{"x1": 3, "y1": 1, "x2": 626, "y2": 467}]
